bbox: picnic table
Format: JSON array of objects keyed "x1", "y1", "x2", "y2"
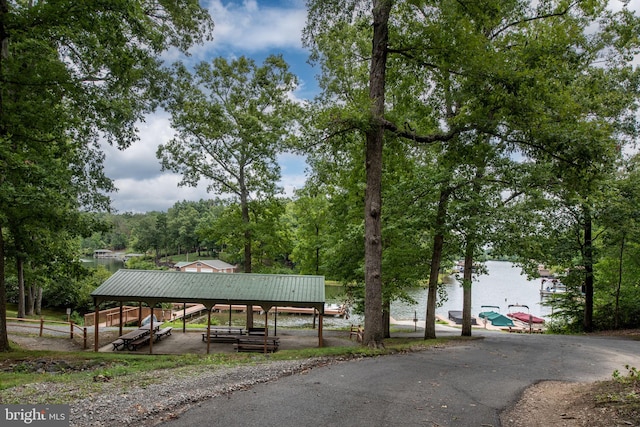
[
  {"x1": 234, "y1": 336, "x2": 280, "y2": 353},
  {"x1": 111, "y1": 323, "x2": 162, "y2": 351},
  {"x1": 202, "y1": 327, "x2": 245, "y2": 343}
]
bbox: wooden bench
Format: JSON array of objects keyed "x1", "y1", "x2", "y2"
[
  {"x1": 128, "y1": 335, "x2": 150, "y2": 350},
  {"x1": 349, "y1": 324, "x2": 364, "y2": 342},
  {"x1": 155, "y1": 327, "x2": 173, "y2": 342},
  {"x1": 111, "y1": 339, "x2": 125, "y2": 351},
  {"x1": 234, "y1": 336, "x2": 279, "y2": 353},
  {"x1": 202, "y1": 327, "x2": 244, "y2": 343},
  {"x1": 247, "y1": 327, "x2": 266, "y2": 336},
  {"x1": 203, "y1": 334, "x2": 239, "y2": 344}
]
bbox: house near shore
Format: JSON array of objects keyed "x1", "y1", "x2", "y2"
[
  {"x1": 174, "y1": 259, "x2": 237, "y2": 273},
  {"x1": 94, "y1": 249, "x2": 114, "y2": 258}
]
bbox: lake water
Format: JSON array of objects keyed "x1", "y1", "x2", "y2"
[
  {"x1": 81, "y1": 257, "x2": 125, "y2": 273},
  {"x1": 390, "y1": 260, "x2": 551, "y2": 321},
  {"x1": 81, "y1": 258, "x2": 547, "y2": 327}
]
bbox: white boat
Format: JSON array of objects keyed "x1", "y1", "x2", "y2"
[{"x1": 540, "y1": 278, "x2": 566, "y2": 296}]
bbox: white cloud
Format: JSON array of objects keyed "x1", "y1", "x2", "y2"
[
  {"x1": 109, "y1": 174, "x2": 211, "y2": 213},
  {"x1": 103, "y1": 113, "x2": 174, "y2": 181},
  {"x1": 278, "y1": 152, "x2": 308, "y2": 196},
  {"x1": 103, "y1": 1, "x2": 313, "y2": 213},
  {"x1": 197, "y1": 0, "x2": 308, "y2": 56}
]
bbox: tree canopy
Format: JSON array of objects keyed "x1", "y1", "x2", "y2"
[{"x1": 0, "y1": 0, "x2": 213, "y2": 351}]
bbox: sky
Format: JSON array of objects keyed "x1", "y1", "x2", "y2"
[
  {"x1": 103, "y1": 0, "x2": 316, "y2": 213},
  {"x1": 103, "y1": 0, "x2": 640, "y2": 213}
]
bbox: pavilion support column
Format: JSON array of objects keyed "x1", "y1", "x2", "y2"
[
  {"x1": 274, "y1": 307, "x2": 278, "y2": 336},
  {"x1": 182, "y1": 303, "x2": 186, "y2": 333},
  {"x1": 118, "y1": 303, "x2": 124, "y2": 336},
  {"x1": 263, "y1": 309, "x2": 268, "y2": 354},
  {"x1": 93, "y1": 300, "x2": 100, "y2": 352},
  {"x1": 206, "y1": 307, "x2": 212, "y2": 354},
  {"x1": 148, "y1": 303, "x2": 155, "y2": 355},
  {"x1": 318, "y1": 311, "x2": 323, "y2": 348},
  {"x1": 246, "y1": 305, "x2": 254, "y2": 328},
  {"x1": 137, "y1": 301, "x2": 142, "y2": 326}
]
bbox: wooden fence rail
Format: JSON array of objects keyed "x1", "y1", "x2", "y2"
[{"x1": 7, "y1": 317, "x2": 88, "y2": 349}]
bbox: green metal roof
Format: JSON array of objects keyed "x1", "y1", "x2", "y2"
[{"x1": 91, "y1": 269, "x2": 326, "y2": 312}]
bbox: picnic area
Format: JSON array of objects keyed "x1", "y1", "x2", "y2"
[
  {"x1": 90, "y1": 270, "x2": 329, "y2": 354},
  {"x1": 98, "y1": 327, "x2": 359, "y2": 354}
]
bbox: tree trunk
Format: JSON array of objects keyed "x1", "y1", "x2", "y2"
[
  {"x1": 17, "y1": 256, "x2": 25, "y2": 318},
  {"x1": 315, "y1": 225, "x2": 320, "y2": 275},
  {"x1": 362, "y1": 0, "x2": 391, "y2": 349},
  {"x1": 35, "y1": 286, "x2": 42, "y2": 316},
  {"x1": 461, "y1": 244, "x2": 473, "y2": 337},
  {"x1": 583, "y1": 205, "x2": 594, "y2": 332},
  {"x1": 425, "y1": 189, "x2": 449, "y2": 339},
  {"x1": 241, "y1": 190, "x2": 253, "y2": 326},
  {"x1": 0, "y1": 0, "x2": 9, "y2": 351},
  {"x1": 0, "y1": 227, "x2": 10, "y2": 351},
  {"x1": 26, "y1": 282, "x2": 35, "y2": 316},
  {"x1": 614, "y1": 235, "x2": 624, "y2": 330},
  {"x1": 383, "y1": 300, "x2": 390, "y2": 338},
  {"x1": 462, "y1": 168, "x2": 482, "y2": 337}
]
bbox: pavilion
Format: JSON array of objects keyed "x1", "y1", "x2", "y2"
[{"x1": 90, "y1": 269, "x2": 326, "y2": 353}]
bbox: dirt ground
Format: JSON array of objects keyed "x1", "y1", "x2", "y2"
[
  {"x1": 6, "y1": 330, "x2": 637, "y2": 426},
  {"x1": 502, "y1": 329, "x2": 640, "y2": 426},
  {"x1": 501, "y1": 381, "x2": 623, "y2": 427},
  {"x1": 8, "y1": 327, "x2": 351, "y2": 352}
]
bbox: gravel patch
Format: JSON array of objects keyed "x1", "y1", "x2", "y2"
[{"x1": 22, "y1": 357, "x2": 343, "y2": 426}]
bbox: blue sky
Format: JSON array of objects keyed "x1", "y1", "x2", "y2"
[{"x1": 103, "y1": 0, "x2": 316, "y2": 213}]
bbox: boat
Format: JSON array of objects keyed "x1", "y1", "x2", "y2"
[
  {"x1": 507, "y1": 304, "x2": 545, "y2": 333},
  {"x1": 507, "y1": 312, "x2": 544, "y2": 324},
  {"x1": 540, "y1": 278, "x2": 566, "y2": 296},
  {"x1": 447, "y1": 310, "x2": 478, "y2": 325},
  {"x1": 478, "y1": 306, "x2": 514, "y2": 327},
  {"x1": 454, "y1": 260, "x2": 480, "y2": 274}
]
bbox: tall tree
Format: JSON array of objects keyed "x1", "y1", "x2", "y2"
[
  {"x1": 159, "y1": 55, "x2": 299, "y2": 274},
  {"x1": 289, "y1": 190, "x2": 330, "y2": 275},
  {"x1": 0, "y1": 0, "x2": 213, "y2": 352}
]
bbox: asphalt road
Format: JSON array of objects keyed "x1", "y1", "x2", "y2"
[{"x1": 160, "y1": 330, "x2": 639, "y2": 427}]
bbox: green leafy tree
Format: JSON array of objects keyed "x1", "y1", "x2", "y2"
[
  {"x1": 306, "y1": 0, "x2": 640, "y2": 344},
  {"x1": 130, "y1": 212, "x2": 166, "y2": 262},
  {"x1": 159, "y1": 55, "x2": 299, "y2": 274},
  {"x1": 0, "y1": 0, "x2": 212, "y2": 352},
  {"x1": 289, "y1": 189, "x2": 331, "y2": 276}
]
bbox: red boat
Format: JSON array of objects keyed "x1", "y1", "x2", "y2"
[{"x1": 507, "y1": 312, "x2": 545, "y2": 324}]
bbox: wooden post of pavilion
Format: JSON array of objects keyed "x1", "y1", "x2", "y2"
[
  {"x1": 148, "y1": 303, "x2": 154, "y2": 354},
  {"x1": 206, "y1": 306, "x2": 212, "y2": 354},
  {"x1": 93, "y1": 300, "x2": 99, "y2": 352},
  {"x1": 182, "y1": 303, "x2": 186, "y2": 333},
  {"x1": 118, "y1": 303, "x2": 124, "y2": 336},
  {"x1": 263, "y1": 309, "x2": 268, "y2": 354},
  {"x1": 318, "y1": 309, "x2": 323, "y2": 348}
]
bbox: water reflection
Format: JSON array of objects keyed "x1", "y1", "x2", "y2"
[
  {"x1": 233, "y1": 261, "x2": 549, "y2": 328},
  {"x1": 81, "y1": 257, "x2": 124, "y2": 273},
  {"x1": 391, "y1": 261, "x2": 550, "y2": 321}
]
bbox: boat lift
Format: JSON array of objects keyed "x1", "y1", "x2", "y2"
[
  {"x1": 508, "y1": 304, "x2": 533, "y2": 334},
  {"x1": 480, "y1": 305, "x2": 500, "y2": 329},
  {"x1": 479, "y1": 305, "x2": 514, "y2": 328}
]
